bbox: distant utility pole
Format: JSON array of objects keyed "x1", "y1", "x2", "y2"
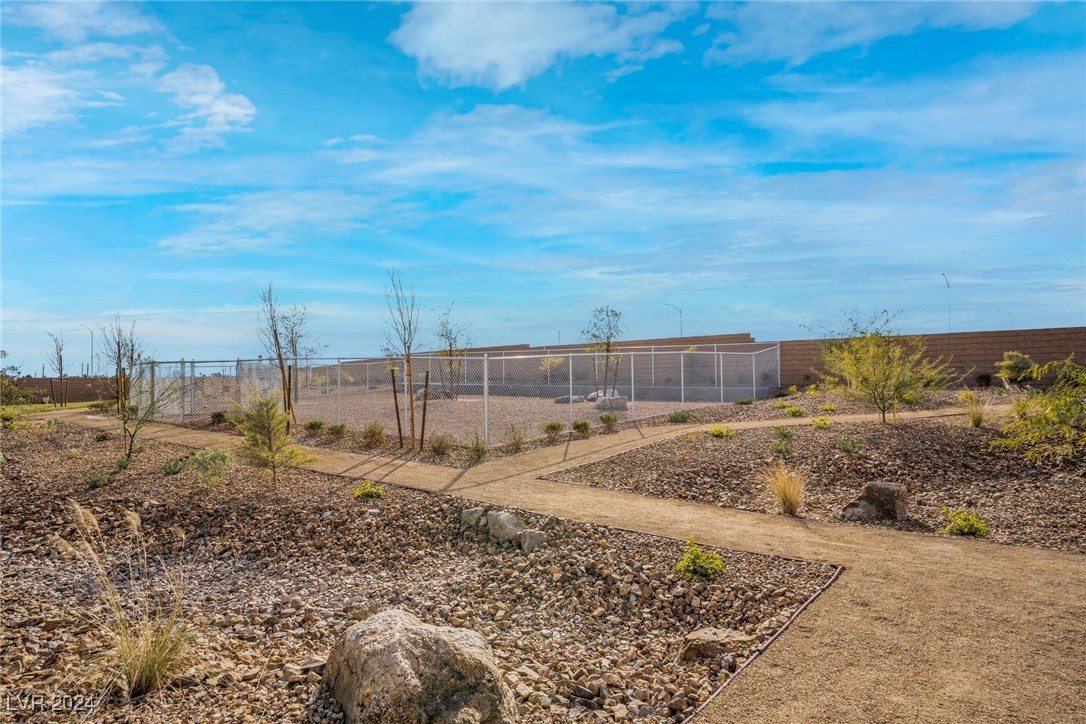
[
  {"x1": 941, "y1": 273, "x2": 951, "y2": 333},
  {"x1": 545, "y1": 327, "x2": 561, "y2": 346},
  {"x1": 665, "y1": 303, "x2": 683, "y2": 338}
]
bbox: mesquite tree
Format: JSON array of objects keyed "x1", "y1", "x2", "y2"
[
  {"x1": 384, "y1": 269, "x2": 420, "y2": 448},
  {"x1": 433, "y1": 304, "x2": 471, "y2": 400},
  {"x1": 582, "y1": 306, "x2": 623, "y2": 397}
]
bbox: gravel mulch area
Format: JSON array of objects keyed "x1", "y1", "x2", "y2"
[
  {"x1": 545, "y1": 416, "x2": 1085, "y2": 553},
  {"x1": 0, "y1": 425, "x2": 836, "y2": 722}
]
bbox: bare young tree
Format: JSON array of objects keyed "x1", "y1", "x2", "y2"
[
  {"x1": 582, "y1": 306, "x2": 623, "y2": 396},
  {"x1": 383, "y1": 269, "x2": 421, "y2": 448},
  {"x1": 279, "y1": 303, "x2": 327, "y2": 393},
  {"x1": 46, "y1": 330, "x2": 66, "y2": 405},
  {"x1": 257, "y1": 283, "x2": 294, "y2": 429},
  {"x1": 433, "y1": 304, "x2": 472, "y2": 400},
  {"x1": 100, "y1": 317, "x2": 144, "y2": 414}
]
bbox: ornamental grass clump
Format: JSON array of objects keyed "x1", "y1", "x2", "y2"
[
  {"x1": 572, "y1": 419, "x2": 591, "y2": 437},
  {"x1": 674, "y1": 537, "x2": 724, "y2": 582},
  {"x1": 237, "y1": 396, "x2": 315, "y2": 483},
  {"x1": 468, "y1": 434, "x2": 487, "y2": 463},
  {"x1": 361, "y1": 422, "x2": 386, "y2": 447},
  {"x1": 598, "y1": 413, "x2": 618, "y2": 432},
  {"x1": 504, "y1": 424, "x2": 526, "y2": 451},
  {"x1": 428, "y1": 433, "x2": 453, "y2": 457},
  {"x1": 667, "y1": 410, "x2": 692, "y2": 424},
  {"x1": 540, "y1": 421, "x2": 566, "y2": 443},
  {"x1": 761, "y1": 461, "x2": 805, "y2": 516}
]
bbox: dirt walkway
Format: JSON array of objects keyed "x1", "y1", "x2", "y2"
[{"x1": 42, "y1": 408, "x2": 1086, "y2": 722}]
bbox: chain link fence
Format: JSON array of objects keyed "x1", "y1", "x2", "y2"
[{"x1": 142, "y1": 344, "x2": 779, "y2": 446}]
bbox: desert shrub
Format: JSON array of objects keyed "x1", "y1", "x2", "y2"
[
  {"x1": 772, "y1": 400, "x2": 789, "y2": 409},
  {"x1": 735, "y1": 397, "x2": 754, "y2": 405},
  {"x1": 89, "y1": 399, "x2": 115, "y2": 413},
  {"x1": 965, "y1": 399, "x2": 986, "y2": 428},
  {"x1": 805, "y1": 384, "x2": 820, "y2": 398},
  {"x1": 989, "y1": 356, "x2": 1085, "y2": 464},
  {"x1": 86, "y1": 471, "x2": 109, "y2": 488},
  {"x1": 303, "y1": 420, "x2": 325, "y2": 435},
  {"x1": 237, "y1": 396, "x2": 315, "y2": 483},
  {"x1": 190, "y1": 448, "x2": 233, "y2": 485},
  {"x1": 572, "y1": 419, "x2": 591, "y2": 436},
  {"x1": 956, "y1": 390, "x2": 978, "y2": 404},
  {"x1": 428, "y1": 434, "x2": 453, "y2": 456},
  {"x1": 773, "y1": 390, "x2": 789, "y2": 398},
  {"x1": 709, "y1": 425, "x2": 734, "y2": 438},
  {"x1": 774, "y1": 426, "x2": 792, "y2": 440},
  {"x1": 837, "y1": 438, "x2": 863, "y2": 454},
  {"x1": 67, "y1": 502, "x2": 192, "y2": 698},
  {"x1": 900, "y1": 391, "x2": 921, "y2": 405},
  {"x1": 163, "y1": 459, "x2": 185, "y2": 476},
  {"x1": 328, "y1": 423, "x2": 347, "y2": 437},
  {"x1": 598, "y1": 413, "x2": 618, "y2": 432},
  {"x1": 353, "y1": 479, "x2": 384, "y2": 499},
  {"x1": 995, "y1": 351, "x2": 1034, "y2": 386},
  {"x1": 95, "y1": 431, "x2": 111, "y2": 442},
  {"x1": 468, "y1": 435, "x2": 487, "y2": 463},
  {"x1": 818, "y1": 403, "x2": 836, "y2": 413},
  {"x1": 209, "y1": 411, "x2": 228, "y2": 425},
  {"x1": 675, "y1": 537, "x2": 724, "y2": 582},
  {"x1": 785, "y1": 406, "x2": 804, "y2": 417},
  {"x1": 361, "y1": 422, "x2": 386, "y2": 447},
  {"x1": 788, "y1": 385, "x2": 799, "y2": 397},
  {"x1": 540, "y1": 421, "x2": 566, "y2": 443},
  {"x1": 115, "y1": 455, "x2": 131, "y2": 472},
  {"x1": 504, "y1": 425, "x2": 526, "y2": 451},
  {"x1": 761, "y1": 461, "x2": 805, "y2": 516},
  {"x1": 941, "y1": 507, "x2": 990, "y2": 536},
  {"x1": 811, "y1": 416, "x2": 830, "y2": 430},
  {"x1": 667, "y1": 410, "x2": 692, "y2": 424},
  {"x1": 771, "y1": 440, "x2": 792, "y2": 455}
]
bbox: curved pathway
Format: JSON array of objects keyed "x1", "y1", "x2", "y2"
[{"x1": 43, "y1": 407, "x2": 1086, "y2": 722}]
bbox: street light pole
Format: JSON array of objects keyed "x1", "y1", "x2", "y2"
[
  {"x1": 81, "y1": 324, "x2": 95, "y2": 376},
  {"x1": 940, "y1": 274, "x2": 950, "y2": 334},
  {"x1": 544, "y1": 327, "x2": 561, "y2": 347},
  {"x1": 665, "y1": 303, "x2": 683, "y2": 338}
]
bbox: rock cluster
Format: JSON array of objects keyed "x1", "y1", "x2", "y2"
[
  {"x1": 595, "y1": 396, "x2": 629, "y2": 412},
  {"x1": 461, "y1": 507, "x2": 550, "y2": 554},
  {"x1": 842, "y1": 481, "x2": 908, "y2": 522}
]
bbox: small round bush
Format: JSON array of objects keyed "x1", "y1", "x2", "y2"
[
  {"x1": 540, "y1": 421, "x2": 566, "y2": 443},
  {"x1": 429, "y1": 434, "x2": 453, "y2": 456},
  {"x1": 667, "y1": 410, "x2": 692, "y2": 424},
  {"x1": 361, "y1": 422, "x2": 386, "y2": 447},
  {"x1": 598, "y1": 413, "x2": 618, "y2": 432},
  {"x1": 328, "y1": 423, "x2": 347, "y2": 437},
  {"x1": 675, "y1": 537, "x2": 724, "y2": 581},
  {"x1": 572, "y1": 419, "x2": 591, "y2": 437},
  {"x1": 304, "y1": 420, "x2": 325, "y2": 435}
]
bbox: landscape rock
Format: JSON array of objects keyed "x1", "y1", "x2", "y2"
[
  {"x1": 554, "y1": 395, "x2": 585, "y2": 404},
  {"x1": 585, "y1": 391, "x2": 600, "y2": 402},
  {"x1": 843, "y1": 481, "x2": 908, "y2": 522},
  {"x1": 520, "y1": 529, "x2": 548, "y2": 553},
  {"x1": 678, "y1": 628, "x2": 758, "y2": 662},
  {"x1": 460, "y1": 507, "x2": 487, "y2": 529},
  {"x1": 486, "y1": 511, "x2": 525, "y2": 543},
  {"x1": 594, "y1": 396, "x2": 629, "y2": 412},
  {"x1": 323, "y1": 609, "x2": 516, "y2": 724}
]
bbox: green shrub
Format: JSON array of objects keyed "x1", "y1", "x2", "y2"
[
  {"x1": 772, "y1": 391, "x2": 789, "y2": 398},
  {"x1": 774, "y1": 426, "x2": 792, "y2": 440},
  {"x1": 303, "y1": 420, "x2": 325, "y2": 435},
  {"x1": 89, "y1": 399, "x2": 114, "y2": 413},
  {"x1": 237, "y1": 396, "x2": 316, "y2": 483},
  {"x1": 353, "y1": 479, "x2": 384, "y2": 499},
  {"x1": 94, "y1": 431, "x2": 111, "y2": 442},
  {"x1": 772, "y1": 400, "x2": 789, "y2": 409},
  {"x1": 965, "y1": 399, "x2": 986, "y2": 428},
  {"x1": 788, "y1": 385, "x2": 799, "y2": 397},
  {"x1": 429, "y1": 434, "x2": 453, "y2": 456},
  {"x1": 540, "y1": 421, "x2": 566, "y2": 443},
  {"x1": 504, "y1": 425, "x2": 526, "y2": 451},
  {"x1": 115, "y1": 455, "x2": 131, "y2": 472},
  {"x1": 328, "y1": 423, "x2": 347, "y2": 437},
  {"x1": 572, "y1": 419, "x2": 591, "y2": 436},
  {"x1": 940, "y1": 507, "x2": 990, "y2": 536},
  {"x1": 674, "y1": 537, "x2": 724, "y2": 581},
  {"x1": 785, "y1": 406, "x2": 804, "y2": 417},
  {"x1": 163, "y1": 459, "x2": 185, "y2": 476},
  {"x1": 210, "y1": 411, "x2": 228, "y2": 425},
  {"x1": 837, "y1": 438, "x2": 863, "y2": 454},
  {"x1": 708, "y1": 425, "x2": 734, "y2": 438},
  {"x1": 191, "y1": 448, "x2": 233, "y2": 485},
  {"x1": 818, "y1": 403, "x2": 836, "y2": 413},
  {"x1": 771, "y1": 441, "x2": 792, "y2": 455},
  {"x1": 995, "y1": 351, "x2": 1034, "y2": 385},
  {"x1": 468, "y1": 435, "x2": 487, "y2": 463},
  {"x1": 989, "y1": 356, "x2": 1085, "y2": 464},
  {"x1": 667, "y1": 410, "x2": 692, "y2": 424},
  {"x1": 598, "y1": 413, "x2": 618, "y2": 431},
  {"x1": 805, "y1": 384, "x2": 820, "y2": 398},
  {"x1": 811, "y1": 416, "x2": 830, "y2": 430},
  {"x1": 361, "y1": 422, "x2": 386, "y2": 447},
  {"x1": 899, "y1": 391, "x2": 921, "y2": 405},
  {"x1": 86, "y1": 471, "x2": 108, "y2": 488},
  {"x1": 734, "y1": 397, "x2": 754, "y2": 405}
]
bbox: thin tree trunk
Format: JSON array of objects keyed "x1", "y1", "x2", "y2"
[{"x1": 406, "y1": 355, "x2": 416, "y2": 449}]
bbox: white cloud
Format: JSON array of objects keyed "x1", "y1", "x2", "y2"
[
  {"x1": 3, "y1": 2, "x2": 162, "y2": 44},
  {"x1": 156, "y1": 64, "x2": 256, "y2": 152},
  {"x1": 47, "y1": 42, "x2": 168, "y2": 76},
  {"x1": 704, "y1": 2, "x2": 1038, "y2": 66},
  {"x1": 0, "y1": 63, "x2": 112, "y2": 137},
  {"x1": 389, "y1": 2, "x2": 690, "y2": 91}
]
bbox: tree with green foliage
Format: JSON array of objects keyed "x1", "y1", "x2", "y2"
[
  {"x1": 582, "y1": 306, "x2": 622, "y2": 397},
  {"x1": 989, "y1": 356, "x2": 1085, "y2": 464},
  {"x1": 995, "y1": 350, "x2": 1035, "y2": 388},
  {"x1": 237, "y1": 395, "x2": 315, "y2": 482},
  {"x1": 817, "y1": 311, "x2": 957, "y2": 423}
]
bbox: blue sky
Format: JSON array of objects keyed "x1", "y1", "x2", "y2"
[{"x1": 2, "y1": 1, "x2": 1084, "y2": 373}]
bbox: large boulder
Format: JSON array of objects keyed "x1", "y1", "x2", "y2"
[
  {"x1": 554, "y1": 395, "x2": 584, "y2": 404},
  {"x1": 486, "y1": 511, "x2": 525, "y2": 543},
  {"x1": 594, "y1": 396, "x2": 628, "y2": 411},
  {"x1": 323, "y1": 609, "x2": 516, "y2": 724},
  {"x1": 678, "y1": 627, "x2": 757, "y2": 662},
  {"x1": 842, "y1": 481, "x2": 907, "y2": 522}
]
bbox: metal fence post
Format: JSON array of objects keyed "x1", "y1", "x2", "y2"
[
  {"x1": 720, "y1": 353, "x2": 724, "y2": 403},
  {"x1": 651, "y1": 347, "x2": 655, "y2": 387},
  {"x1": 713, "y1": 344, "x2": 718, "y2": 387},
  {"x1": 149, "y1": 362, "x2": 155, "y2": 418},
  {"x1": 483, "y1": 354, "x2": 490, "y2": 447},
  {"x1": 235, "y1": 359, "x2": 242, "y2": 406},
  {"x1": 336, "y1": 358, "x2": 342, "y2": 423},
  {"x1": 568, "y1": 353, "x2": 574, "y2": 429},
  {"x1": 190, "y1": 362, "x2": 197, "y2": 415},
  {"x1": 680, "y1": 352, "x2": 685, "y2": 409},
  {"x1": 630, "y1": 354, "x2": 635, "y2": 407},
  {"x1": 179, "y1": 359, "x2": 186, "y2": 424},
  {"x1": 751, "y1": 354, "x2": 757, "y2": 399}
]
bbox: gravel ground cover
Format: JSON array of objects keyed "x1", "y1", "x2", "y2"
[
  {"x1": 0, "y1": 425, "x2": 836, "y2": 722},
  {"x1": 545, "y1": 415, "x2": 1085, "y2": 553}
]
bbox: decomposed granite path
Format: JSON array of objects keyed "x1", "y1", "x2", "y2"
[{"x1": 41, "y1": 408, "x2": 1086, "y2": 723}]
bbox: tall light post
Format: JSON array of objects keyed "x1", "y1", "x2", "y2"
[
  {"x1": 940, "y1": 274, "x2": 950, "y2": 334},
  {"x1": 665, "y1": 303, "x2": 683, "y2": 338},
  {"x1": 544, "y1": 326, "x2": 561, "y2": 347},
  {"x1": 81, "y1": 324, "x2": 95, "y2": 376}
]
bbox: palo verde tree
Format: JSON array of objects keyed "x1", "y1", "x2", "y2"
[
  {"x1": 383, "y1": 269, "x2": 421, "y2": 448},
  {"x1": 989, "y1": 356, "x2": 1085, "y2": 464},
  {"x1": 433, "y1": 304, "x2": 472, "y2": 400},
  {"x1": 582, "y1": 306, "x2": 623, "y2": 397},
  {"x1": 817, "y1": 311, "x2": 957, "y2": 423}
]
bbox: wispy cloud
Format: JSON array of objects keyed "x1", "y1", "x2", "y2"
[
  {"x1": 0, "y1": 63, "x2": 119, "y2": 137},
  {"x1": 390, "y1": 2, "x2": 690, "y2": 91},
  {"x1": 156, "y1": 64, "x2": 256, "y2": 152},
  {"x1": 3, "y1": 1, "x2": 162, "y2": 44}
]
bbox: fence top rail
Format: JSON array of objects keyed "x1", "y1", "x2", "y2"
[{"x1": 151, "y1": 343, "x2": 782, "y2": 367}]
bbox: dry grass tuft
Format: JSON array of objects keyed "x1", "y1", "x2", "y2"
[
  {"x1": 69, "y1": 501, "x2": 194, "y2": 700},
  {"x1": 761, "y1": 461, "x2": 805, "y2": 516},
  {"x1": 965, "y1": 399, "x2": 987, "y2": 428}
]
